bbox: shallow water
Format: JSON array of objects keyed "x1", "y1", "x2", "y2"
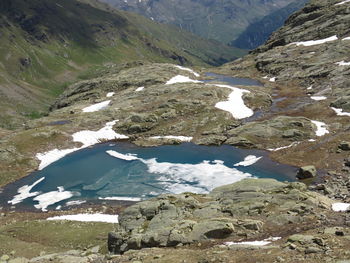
[
  {"x1": 204, "y1": 72, "x2": 263, "y2": 87},
  {"x1": 1, "y1": 142, "x2": 297, "y2": 212}
]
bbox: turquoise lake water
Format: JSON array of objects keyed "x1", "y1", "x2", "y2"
[
  {"x1": 204, "y1": 72, "x2": 263, "y2": 86},
  {"x1": 1, "y1": 142, "x2": 296, "y2": 211}
]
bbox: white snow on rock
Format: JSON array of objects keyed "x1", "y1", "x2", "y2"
[
  {"x1": 332, "y1": 203, "x2": 350, "y2": 212},
  {"x1": 331, "y1": 107, "x2": 350, "y2": 117},
  {"x1": 307, "y1": 86, "x2": 313, "y2": 90},
  {"x1": 269, "y1": 77, "x2": 276, "y2": 82},
  {"x1": 214, "y1": 84, "x2": 253, "y2": 119},
  {"x1": 47, "y1": 213, "x2": 119, "y2": 223},
  {"x1": 335, "y1": 61, "x2": 350, "y2": 66},
  {"x1": 289, "y1": 35, "x2": 338, "y2": 46},
  {"x1": 99, "y1": 196, "x2": 142, "y2": 201},
  {"x1": 82, "y1": 100, "x2": 111, "y2": 113},
  {"x1": 268, "y1": 142, "x2": 300, "y2": 151},
  {"x1": 72, "y1": 121, "x2": 128, "y2": 148},
  {"x1": 106, "y1": 150, "x2": 139, "y2": 161},
  {"x1": 311, "y1": 120, "x2": 329, "y2": 136},
  {"x1": 33, "y1": 187, "x2": 75, "y2": 212},
  {"x1": 166, "y1": 75, "x2": 202, "y2": 85},
  {"x1": 342, "y1": 36, "x2": 350, "y2": 40},
  {"x1": 149, "y1": 136, "x2": 193, "y2": 142},
  {"x1": 8, "y1": 177, "x2": 45, "y2": 205},
  {"x1": 310, "y1": 96, "x2": 327, "y2": 101},
  {"x1": 174, "y1": 65, "x2": 200, "y2": 77},
  {"x1": 335, "y1": 0, "x2": 350, "y2": 5},
  {"x1": 36, "y1": 121, "x2": 128, "y2": 170},
  {"x1": 224, "y1": 237, "x2": 281, "y2": 246},
  {"x1": 106, "y1": 92, "x2": 115, "y2": 97},
  {"x1": 135, "y1": 86, "x2": 144, "y2": 92},
  {"x1": 234, "y1": 155, "x2": 262, "y2": 167}
]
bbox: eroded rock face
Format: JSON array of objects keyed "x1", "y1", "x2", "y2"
[{"x1": 108, "y1": 179, "x2": 333, "y2": 254}]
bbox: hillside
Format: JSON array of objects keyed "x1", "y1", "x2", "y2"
[
  {"x1": 0, "y1": 0, "x2": 243, "y2": 129},
  {"x1": 100, "y1": 0, "x2": 304, "y2": 48},
  {"x1": 231, "y1": 0, "x2": 307, "y2": 49}
]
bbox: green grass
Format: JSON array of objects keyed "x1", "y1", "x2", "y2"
[
  {"x1": 0, "y1": 0, "x2": 246, "y2": 129},
  {"x1": 0, "y1": 219, "x2": 114, "y2": 258}
]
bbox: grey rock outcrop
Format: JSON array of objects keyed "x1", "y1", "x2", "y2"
[
  {"x1": 297, "y1": 166, "x2": 317, "y2": 179},
  {"x1": 108, "y1": 179, "x2": 332, "y2": 254}
]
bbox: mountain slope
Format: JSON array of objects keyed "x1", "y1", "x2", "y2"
[
  {"x1": 0, "y1": 0, "x2": 243, "y2": 129},
  {"x1": 217, "y1": 0, "x2": 350, "y2": 173},
  {"x1": 100, "y1": 0, "x2": 302, "y2": 48},
  {"x1": 231, "y1": 0, "x2": 307, "y2": 49}
]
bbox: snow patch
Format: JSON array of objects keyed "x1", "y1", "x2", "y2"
[
  {"x1": 289, "y1": 35, "x2": 338, "y2": 46},
  {"x1": 234, "y1": 155, "x2": 262, "y2": 167},
  {"x1": 149, "y1": 136, "x2": 193, "y2": 142},
  {"x1": 106, "y1": 150, "x2": 139, "y2": 161},
  {"x1": 342, "y1": 36, "x2": 350, "y2": 40},
  {"x1": 174, "y1": 65, "x2": 200, "y2": 77},
  {"x1": 335, "y1": 0, "x2": 350, "y2": 5},
  {"x1": 72, "y1": 120, "x2": 128, "y2": 147},
  {"x1": 166, "y1": 75, "x2": 202, "y2": 85},
  {"x1": 82, "y1": 100, "x2": 111, "y2": 113},
  {"x1": 224, "y1": 237, "x2": 281, "y2": 246},
  {"x1": 66, "y1": 200, "x2": 86, "y2": 206},
  {"x1": 106, "y1": 92, "x2": 115, "y2": 98},
  {"x1": 332, "y1": 203, "x2": 350, "y2": 212},
  {"x1": 47, "y1": 213, "x2": 119, "y2": 223},
  {"x1": 107, "y1": 150, "x2": 252, "y2": 194},
  {"x1": 8, "y1": 177, "x2": 45, "y2": 205},
  {"x1": 331, "y1": 107, "x2": 350, "y2": 117},
  {"x1": 269, "y1": 77, "x2": 276, "y2": 82},
  {"x1": 311, "y1": 120, "x2": 329, "y2": 136},
  {"x1": 135, "y1": 86, "x2": 144, "y2": 92},
  {"x1": 335, "y1": 61, "x2": 350, "y2": 66},
  {"x1": 143, "y1": 159, "x2": 252, "y2": 194},
  {"x1": 36, "y1": 121, "x2": 128, "y2": 170},
  {"x1": 310, "y1": 96, "x2": 327, "y2": 101},
  {"x1": 36, "y1": 148, "x2": 79, "y2": 170},
  {"x1": 214, "y1": 84, "x2": 253, "y2": 119},
  {"x1": 268, "y1": 142, "x2": 300, "y2": 151},
  {"x1": 99, "y1": 196, "x2": 142, "y2": 202},
  {"x1": 33, "y1": 187, "x2": 75, "y2": 212}
]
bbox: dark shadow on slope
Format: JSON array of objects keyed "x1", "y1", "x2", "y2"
[
  {"x1": 0, "y1": 0, "x2": 129, "y2": 47},
  {"x1": 231, "y1": 0, "x2": 308, "y2": 50}
]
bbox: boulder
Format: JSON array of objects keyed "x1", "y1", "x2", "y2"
[
  {"x1": 339, "y1": 141, "x2": 350, "y2": 151},
  {"x1": 344, "y1": 158, "x2": 350, "y2": 167},
  {"x1": 296, "y1": 165, "x2": 317, "y2": 179}
]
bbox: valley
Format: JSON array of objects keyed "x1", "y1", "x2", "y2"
[{"x1": 0, "y1": 0, "x2": 350, "y2": 262}]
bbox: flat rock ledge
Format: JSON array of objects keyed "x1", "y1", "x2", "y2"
[{"x1": 108, "y1": 178, "x2": 333, "y2": 254}]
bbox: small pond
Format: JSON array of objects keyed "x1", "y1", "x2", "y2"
[
  {"x1": 0, "y1": 142, "x2": 296, "y2": 212},
  {"x1": 204, "y1": 72, "x2": 263, "y2": 86}
]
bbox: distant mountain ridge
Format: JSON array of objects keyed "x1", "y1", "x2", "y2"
[
  {"x1": 100, "y1": 0, "x2": 305, "y2": 49},
  {"x1": 0, "y1": 0, "x2": 243, "y2": 129}
]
